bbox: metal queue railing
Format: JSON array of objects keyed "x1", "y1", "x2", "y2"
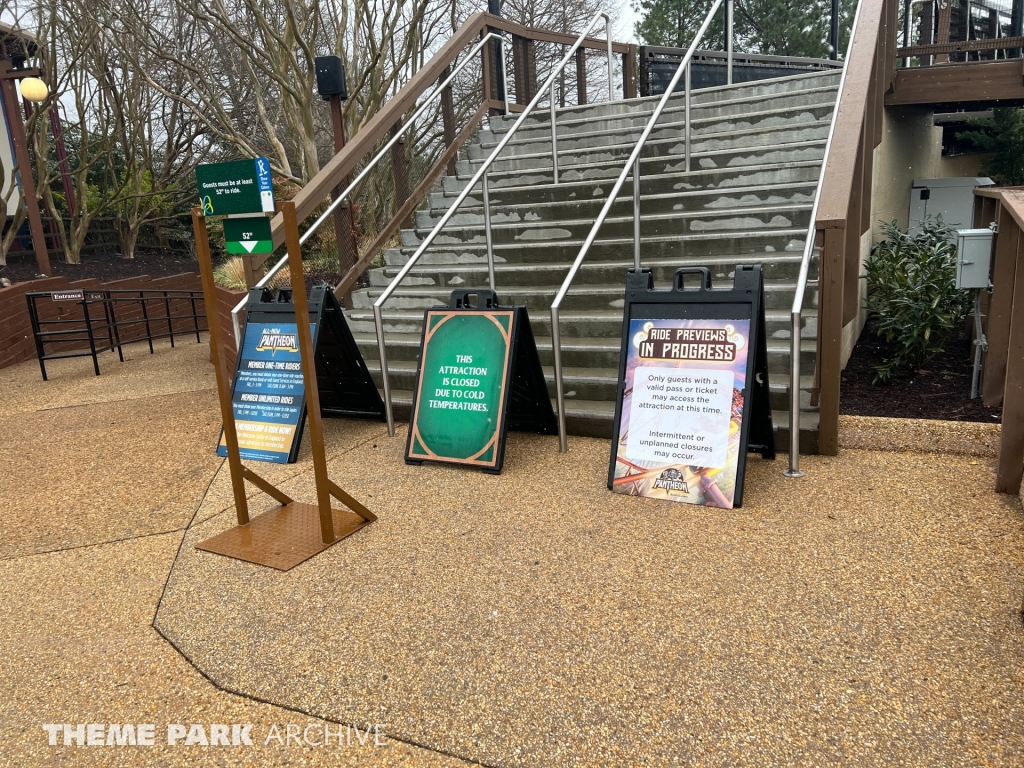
[
  {"x1": 372, "y1": 9, "x2": 616, "y2": 436},
  {"x1": 26, "y1": 288, "x2": 206, "y2": 380},
  {"x1": 229, "y1": 31, "x2": 512, "y2": 349},
  {"x1": 548, "y1": 0, "x2": 733, "y2": 452}
]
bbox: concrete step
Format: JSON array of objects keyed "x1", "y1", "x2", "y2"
[
  {"x1": 471, "y1": 103, "x2": 834, "y2": 160},
  {"x1": 347, "y1": 305, "x2": 817, "y2": 341},
  {"x1": 419, "y1": 181, "x2": 816, "y2": 229},
  {"x1": 384, "y1": 229, "x2": 810, "y2": 267},
  {"x1": 458, "y1": 128, "x2": 830, "y2": 177},
  {"x1": 352, "y1": 280, "x2": 818, "y2": 321},
  {"x1": 450, "y1": 139, "x2": 826, "y2": 190},
  {"x1": 369, "y1": 253, "x2": 819, "y2": 289},
  {"x1": 404, "y1": 202, "x2": 812, "y2": 247},
  {"x1": 486, "y1": 70, "x2": 840, "y2": 136},
  {"x1": 440, "y1": 160, "x2": 822, "y2": 199},
  {"x1": 481, "y1": 96, "x2": 837, "y2": 149}
]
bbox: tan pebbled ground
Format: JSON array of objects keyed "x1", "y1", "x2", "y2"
[{"x1": 159, "y1": 428, "x2": 1024, "y2": 768}]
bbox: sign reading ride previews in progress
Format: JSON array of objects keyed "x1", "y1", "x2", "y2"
[
  {"x1": 609, "y1": 266, "x2": 774, "y2": 509},
  {"x1": 406, "y1": 290, "x2": 556, "y2": 473}
]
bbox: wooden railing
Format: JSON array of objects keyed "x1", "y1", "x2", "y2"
[
  {"x1": 813, "y1": 0, "x2": 898, "y2": 455},
  {"x1": 243, "y1": 12, "x2": 635, "y2": 302},
  {"x1": 973, "y1": 187, "x2": 1024, "y2": 494}
]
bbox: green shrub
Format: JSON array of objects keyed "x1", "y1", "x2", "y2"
[{"x1": 863, "y1": 217, "x2": 972, "y2": 384}]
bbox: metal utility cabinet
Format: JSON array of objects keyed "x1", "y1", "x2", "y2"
[{"x1": 909, "y1": 177, "x2": 993, "y2": 234}]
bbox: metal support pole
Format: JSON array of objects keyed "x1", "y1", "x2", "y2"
[
  {"x1": 831, "y1": 0, "x2": 841, "y2": 59},
  {"x1": 551, "y1": 305, "x2": 567, "y2": 452},
  {"x1": 483, "y1": 169, "x2": 496, "y2": 290},
  {"x1": 971, "y1": 288, "x2": 988, "y2": 399},
  {"x1": 606, "y1": 14, "x2": 615, "y2": 99},
  {"x1": 684, "y1": 63, "x2": 692, "y2": 172},
  {"x1": 726, "y1": 0, "x2": 734, "y2": 84},
  {"x1": 903, "y1": 0, "x2": 912, "y2": 65},
  {"x1": 784, "y1": 311, "x2": 804, "y2": 477},
  {"x1": 633, "y1": 157, "x2": 641, "y2": 269},
  {"x1": 550, "y1": 95, "x2": 559, "y2": 183}
]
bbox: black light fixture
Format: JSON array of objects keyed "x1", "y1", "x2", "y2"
[{"x1": 314, "y1": 56, "x2": 348, "y2": 101}]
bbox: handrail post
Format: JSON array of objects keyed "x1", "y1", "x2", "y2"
[
  {"x1": 551, "y1": 305, "x2": 567, "y2": 451},
  {"x1": 605, "y1": 13, "x2": 614, "y2": 99},
  {"x1": 726, "y1": 0, "x2": 734, "y2": 84},
  {"x1": 483, "y1": 168, "x2": 496, "y2": 290},
  {"x1": 374, "y1": 303, "x2": 395, "y2": 436},
  {"x1": 633, "y1": 157, "x2": 641, "y2": 268},
  {"x1": 550, "y1": 96, "x2": 559, "y2": 183},
  {"x1": 784, "y1": 309, "x2": 805, "y2": 477},
  {"x1": 684, "y1": 62, "x2": 691, "y2": 172}
]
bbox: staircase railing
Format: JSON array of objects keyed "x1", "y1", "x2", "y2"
[
  {"x1": 371, "y1": 9, "x2": 616, "y2": 436},
  {"x1": 782, "y1": 0, "x2": 862, "y2": 478},
  {"x1": 224, "y1": 11, "x2": 634, "y2": 351},
  {"x1": 548, "y1": 0, "x2": 734, "y2": 452},
  {"x1": 230, "y1": 30, "x2": 510, "y2": 347}
]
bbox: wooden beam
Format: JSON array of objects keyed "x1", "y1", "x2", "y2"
[
  {"x1": 886, "y1": 59, "x2": 1024, "y2": 106},
  {"x1": 996, "y1": 214, "x2": 1024, "y2": 494},
  {"x1": 818, "y1": 226, "x2": 847, "y2": 456},
  {"x1": 982, "y1": 206, "x2": 1020, "y2": 405},
  {"x1": 898, "y1": 35, "x2": 1024, "y2": 57}
]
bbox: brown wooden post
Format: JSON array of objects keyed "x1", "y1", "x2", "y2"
[
  {"x1": 391, "y1": 119, "x2": 412, "y2": 229},
  {"x1": 329, "y1": 94, "x2": 357, "y2": 308},
  {"x1": 576, "y1": 49, "x2": 587, "y2": 104},
  {"x1": 282, "y1": 201, "x2": 335, "y2": 543},
  {"x1": 512, "y1": 35, "x2": 538, "y2": 104},
  {"x1": 623, "y1": 44, "x2": 638, "y2": 99},
  {"x1": 818, "y1": 225, "x2": 847, "y2": 456},
  {"x1": 0, "y1": 61, "x2": 51, "y2": 276},
  {"x1": 842, "y1": 130, "x2": 865, "y2": 326},
  {"x1": 440, "y1": 65, "x2": 457, "y2": 176},
  {"x1": 982, "y1": 205, "x2": 1019, "y2": 405},
  {"x1": 996, "y1": 219, "x2": 1024, "y2": 494},
  {"x1": 192, "y1": 207, "x2": 250, "y2": 526}
]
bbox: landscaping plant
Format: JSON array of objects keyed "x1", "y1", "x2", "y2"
[{"x1": 863, "y1": 217, "x2": 972, "y2": 384}]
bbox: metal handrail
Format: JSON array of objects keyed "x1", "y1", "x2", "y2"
[
  {"x1": 373, "y1": 9, "x2": 615, "y2": 436},
  {"x1": 783, "y1": 0, "x2": 862, "y2": 478},
  {"x1": 548, "y1": 0, "x2": 733, "y2": 452},
  {"x1": 230, "y1": 31, "x2": 510, "y2": 348}
]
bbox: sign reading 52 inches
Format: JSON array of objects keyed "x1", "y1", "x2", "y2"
[{"x1": 196, "y1": 158, "x2": 275, "y2": 216}]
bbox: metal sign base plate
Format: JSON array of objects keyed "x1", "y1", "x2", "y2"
[{"x1": 195, "y1": 502, "x2": 370, "y2": 571}]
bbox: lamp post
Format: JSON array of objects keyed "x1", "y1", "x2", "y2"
[{"x1": 0, "y1": 62, "x2": 50, "y2": 276}]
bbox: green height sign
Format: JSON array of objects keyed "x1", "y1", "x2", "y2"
[
  {"x1": 407, "y1": 310, "x2": 514, "y2": 469},
  {"x1": 196, "y1": 158, "x2": 275, "y2": 216},
  {"x1": 224, "y1": 217, "x2": 273, "y2": 255}
]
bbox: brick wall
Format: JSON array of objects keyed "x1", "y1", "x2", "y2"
[{"x1": 0, "y1": 273, "x2": 206, "y2": 372}]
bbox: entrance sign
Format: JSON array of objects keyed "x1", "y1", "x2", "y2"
[
  {"x1": 51, "y1": 290, "x2": 84, "y2": 301},
  {"x1": 224, "y1": 216, "x2": 273, "y2": 254},
  {"x1": 609, "y1": 266, "x2": 775, "y2": 508},
  {"x1": 406, "y1": 290, "x2": 556, "y2": 473},
  {"x1": 219, "y1": 284, "x2": 384, "y2": 463},
  {"x1": 195, "y1": 157, "x2": 275, "y2": 216}
]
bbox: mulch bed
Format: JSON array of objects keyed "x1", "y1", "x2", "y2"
[
  {"x1": 1, "y1": 250, "x2": 200, "y2": 285},
  {"x1": 841, "y1": 319, "x2": 1002, "y2": 424}
]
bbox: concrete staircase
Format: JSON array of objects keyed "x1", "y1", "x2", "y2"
[{"x1": 347, "y1": 69, "x2": 841, "y2": 451}]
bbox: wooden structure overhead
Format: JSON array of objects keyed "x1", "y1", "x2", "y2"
[{"x1": 886, "y1": 59, "x2": 1024, "y2": 107}]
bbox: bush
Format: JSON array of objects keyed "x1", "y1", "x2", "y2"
[{"x1": 863, "y1": 217, "x2": 972, "y2": 384}]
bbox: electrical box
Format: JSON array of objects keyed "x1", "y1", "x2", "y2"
[
  {"x1": 909, "y1": 177, "x2": 993, "y2": 236},
  {"x1": 955, "y1": 228, "x2": 994, "y2": 289}
]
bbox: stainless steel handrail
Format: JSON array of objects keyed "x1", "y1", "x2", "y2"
[
  {"x1": 548, "y1": 0, "x2": 733, "y2": 452},
  {"x1": 373, "y1": 10, "x2": 615, "y2": 436},
  {"x1": 230, "y1": 31, "x2": 510, "y2": 348},
  {"x1": 783, "y1": 0, "x2": 862, "y2": 478}
]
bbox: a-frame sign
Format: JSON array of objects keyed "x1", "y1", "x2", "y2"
[
  {"x1": 219, "y1": 284, "x2": 384, "y2": 464},
  {"x1": 608, "y1": 265, "x2": 775, "y2": 508},
  {"x1": 406, "y1": 289, "x2": 557, "y2": 473}
]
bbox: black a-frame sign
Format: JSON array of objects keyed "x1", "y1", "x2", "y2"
[
  {"x1": 406, "y1": 289, "x2": 557, "y2": 474},
  {"x1": 219, "y1": 284, "x2": 384, "y2": 464},
  {"x1": 608, "y1": 265, "x2": 775, "y2": 509}
]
